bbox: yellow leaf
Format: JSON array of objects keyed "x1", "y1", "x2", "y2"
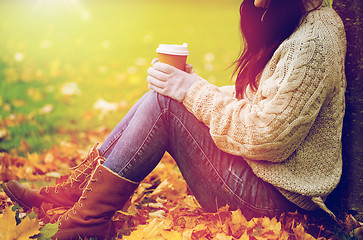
[
  {"x1": 279, "y1": 230, "x2": 290, "y2": 240},
  {"x1": 238, "y1": 232, "x2": 250, "y2": 240},
  {"x1": 183, "y1": 195, "x2": 201, "y2": 209},
  {"x1": 258, "y1": 216, "x2": 281, "y2": 239},
  {"x1": 123, "y1": 228, "x2": 144, "y2": 240},
  {"x1": 161, "y1": 230, "x2": 182, "y2": 240},
  {"x1": 149, "y1": 178, "x2": 187, "y2": 201},
  {"x1": 140, "y1": 218, "x2": 164, "y2": 239},
  {"x1": 0, "y1": 207, "x2": 16, "y2": 238},
  {"x1": 229, "y1": 209, "x2": 248, "y2": 238},
  {"x1": 0, "y1": 206, "x2": 40, "y2": 240},
  {"x1": 124, "y1": 218, "x2": 172, "y2": 240},
  {"x1": 182, "y1": 229, "x2": 193, "y2": 240},
  {"x1": 0, "y1": 127, "x2": 8, "y2": 139},
  {"x1": 231, "y1": 209, "x2": 248, "y2": 225},
  {"x1": 27, "y1": 152, "x2": 40, "y2": 164},
  {"x1": 246, "y1": 218, "x2": 257, "y2": 230},
  {"x1": 14, "y1": 216, "x2": 40, "y2": 240},
  {"x1": 293, "y1": 224, "x2": 316, "y2": 240},
  {"x1": 214, "y1": 233, "x2": 234, "y2": 240}
]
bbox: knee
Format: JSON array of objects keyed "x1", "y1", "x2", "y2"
[
  {"x1": 145, "y1": 90, "x2": 171, "y2": 111},
  {"x1": 142, "y1": 90, "x2": 159, "y2": 105}
]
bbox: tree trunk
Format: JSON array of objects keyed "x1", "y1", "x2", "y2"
[{"x1": 327, "y1": 0, "x2": 363, "y2": 221}]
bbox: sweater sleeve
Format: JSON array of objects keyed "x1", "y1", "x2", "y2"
[
  {"x1": 183, "y1": 38, "x2": 332, "y2": 162},
  {"x1": 218, "y1": 85, "x2": 236, "y2": 96}
]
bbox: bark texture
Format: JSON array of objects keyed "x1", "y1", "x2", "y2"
[{"x1": 327, "y1": 0, "x2": 363, "y2": 220}]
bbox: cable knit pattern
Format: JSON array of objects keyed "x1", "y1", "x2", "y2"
[{"x1": 183, "y1": 7, "x2": 346, "y2": 210}]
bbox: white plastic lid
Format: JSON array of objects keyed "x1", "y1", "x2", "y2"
[{"x1": 156, "y1": 43, "x2": 189, "y2": 56}]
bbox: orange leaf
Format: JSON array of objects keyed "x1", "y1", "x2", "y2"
[{"x1": 191, "y1": 224, "x2": 209, "y2": 240}]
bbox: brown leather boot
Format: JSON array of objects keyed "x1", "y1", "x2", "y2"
[
  {"x1": 53, "y1": 164, "x2": 139, "y2": 240},
  {"x1": 2, "y1": 144, "x2": 105, "y2": 210}
]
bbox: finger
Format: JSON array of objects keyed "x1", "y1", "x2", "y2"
[
  {"x1": 153, "y1": 62, "x2": 177, "y2": 74},
  {"x1": 185, "y1": 63, "x2": 194, "y2": 74},
  {"x1": 147, "y1": 67, "x2": 169, "y2": 81},
  {"x1": 147, "y1": 75, "x2": 167, "y2": 89},
  {"x1": 148, "y1": 83, "x2": 165, "y2": 95},
  {"x1": 151, "y1": 58, "x2": 158, "y2": 66}
]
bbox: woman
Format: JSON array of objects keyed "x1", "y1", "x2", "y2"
[{"x1": 2, "y1": 0, "x2": 346, "y2": 239}]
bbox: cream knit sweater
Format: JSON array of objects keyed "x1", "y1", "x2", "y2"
[{"x1": 183, "y1": 7, "x2": 347, "y2": 210}]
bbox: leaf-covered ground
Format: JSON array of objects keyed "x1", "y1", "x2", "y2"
[
  {"x1": 1, "y1": 143, "x2": 361, "y2": 239},
  {"x1": 0, "y1": 0, "x2": 361, "y2": 239}
]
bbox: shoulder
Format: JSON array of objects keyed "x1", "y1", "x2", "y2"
[
  {"x1": 303, "y1": 7, "x2": 345, "y2": 40},
  {"x1": 272, "y1": 7, "x2": 346, "y2": 66},
  {"x1": 293, "y1": 7, "x2": 346, "y2": 50}
]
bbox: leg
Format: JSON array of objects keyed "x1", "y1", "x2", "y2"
[
  {"x1": 101, "y1": 91, "x2": 297, "y2": 219},
  {"x1": 158, "y1": 93, "x2": 297, "y2": 219},
  {"x1": 98, "y1": 91, "x2": 154, "y2": 159},
  {"x1": 101, "y1": 91, "x2": 169, "y2": 181},
  {"x1": 54, "y1": 91, "x2": 297, "y2": 239}
]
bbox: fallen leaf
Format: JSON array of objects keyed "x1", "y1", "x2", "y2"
[
  {"x1": 36, "y1": 222, "x2": 59, "y2": 240},
  {"x1": 61, "y1": 82, "x2": 81, "y2": 96},
  {"x1": 161, "y1": 230, "x2": 182, "y2": 240},
  {"x1": 0, "y1": 206, "x2": 40, "y2": 240},
  {"x1": 0, "y1": 128, "x2": 8, "y2": 140},
  {"x1": 293, "y1": 223, "x2": 316, "y2": 240},
  {"x1": 191, "y1": 224, "x2": 209, "y2": 240},
  {"x1": 40, "y1": 104, "x2": 54, "y2": 114},
  {"x1": 93, "y1": 98, "x2": 119, "y2": 111},
  {"x1": 238, "y1": 232, "x2": 250, "y2": 240},
  {"x1": 229, "y1": 209, "x2": 248, "y2": 238},
  {"x1": 214, "y1": 232, "x2": 234, "y2": 240}
]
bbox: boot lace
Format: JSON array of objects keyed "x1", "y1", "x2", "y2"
[
  {"x1": 60, "y1": 170, "x2": 102, "y2": 224},
  {"x1": 45, "y1": 145, "x2": 104, "y2": 194}
]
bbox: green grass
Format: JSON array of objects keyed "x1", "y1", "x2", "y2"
[{"x1": 0, "y1": 0, "x2": 241, "y2": 153}]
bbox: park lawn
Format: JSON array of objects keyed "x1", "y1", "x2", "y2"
[{"x1": 0, "y1": 0, "x2": 240, "y2": 153}]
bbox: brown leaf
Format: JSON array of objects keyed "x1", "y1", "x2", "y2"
[
  {"x1": 191, "y1": 224, "x2": 210, "y2": 240},
  {"x1": 344, "y1": 213, "x2": 361, "y2": 232}
]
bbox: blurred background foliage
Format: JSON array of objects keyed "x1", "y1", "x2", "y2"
[{"x1": 0, "y1": 0, "x2": 241, "y2": 153}]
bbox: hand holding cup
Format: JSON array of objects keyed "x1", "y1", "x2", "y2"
[{"x1": 147, "y1": 43, "x2": 201, "y2": 102}]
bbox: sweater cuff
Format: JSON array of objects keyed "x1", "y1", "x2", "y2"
[{"x1": 182, "y1": 79, "x2": 210, "y2": 112}]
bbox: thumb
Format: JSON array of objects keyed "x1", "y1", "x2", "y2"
[
  {"x1": 185, "y1": 63, "x2": 194, "y2": 74},
  {"x1": 151, "y1": 58, "x2": 158, "y2": 66}
]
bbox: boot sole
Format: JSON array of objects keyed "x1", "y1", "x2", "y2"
[{"x1": 2, "y1": 182, "x2": 32, "y2": 210}]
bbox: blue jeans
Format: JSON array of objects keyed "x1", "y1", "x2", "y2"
[{"x1": 99, "y1": 91, "x2": 297, "y2": 219}]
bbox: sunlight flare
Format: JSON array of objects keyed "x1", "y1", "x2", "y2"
[{"x1": 33, "y1": 0, "x2": 91, "y2": 20}]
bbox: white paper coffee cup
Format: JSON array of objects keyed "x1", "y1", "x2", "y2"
[{"x1": 156, "y1": 43, "x2": 189, "y2": 71}]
